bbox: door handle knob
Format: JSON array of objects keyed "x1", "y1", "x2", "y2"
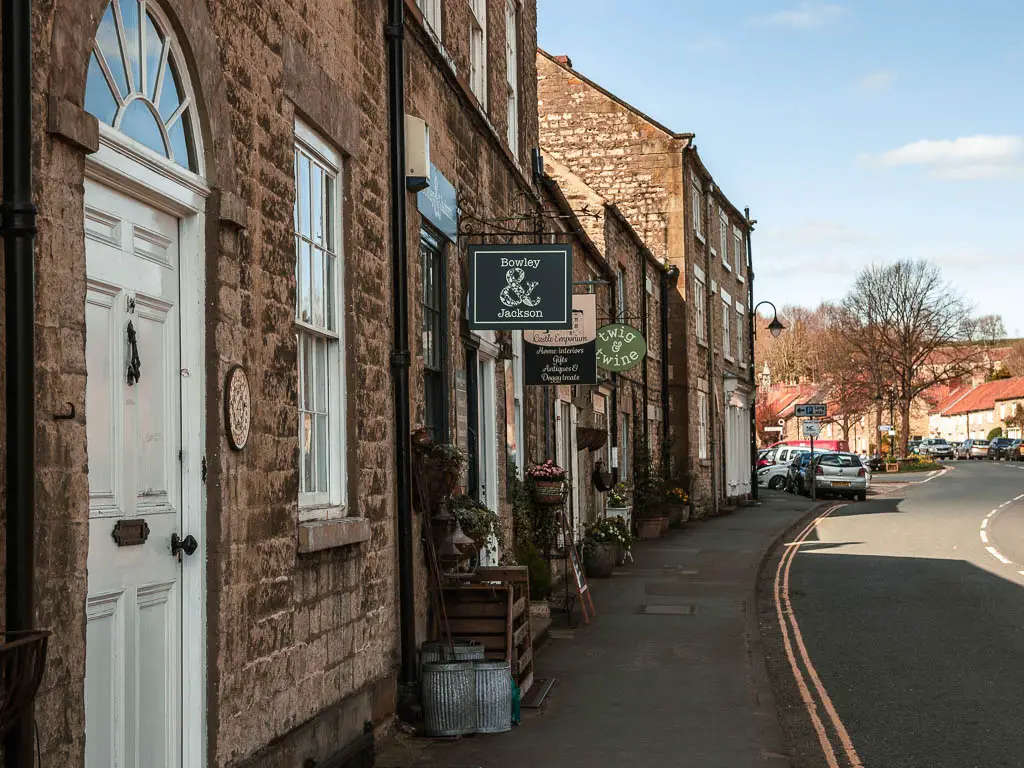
[{"x1": 171, "y1": 533, "x2": 198, "y2": 558}]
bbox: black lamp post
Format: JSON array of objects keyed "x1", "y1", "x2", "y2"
[{"x1": 749, "y1": 300, "x2": 785, "y2": 499}]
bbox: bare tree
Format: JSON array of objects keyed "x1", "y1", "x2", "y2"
[
  {"x1": 838, "y1": 260, "x2": 981, "y2": 456},
  {"x1": 1006, "y1": 341, "x2": 1024, "y2": 377},
  {"x1": 755, "y1": 305, "x2": 828, "y2": 385}
]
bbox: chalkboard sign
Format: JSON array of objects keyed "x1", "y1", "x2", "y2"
[{"x1": 559, "y1": 511, "x2": 595, "y2": 623}]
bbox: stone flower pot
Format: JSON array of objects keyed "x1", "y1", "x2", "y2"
[
  {"x1": 637, "y1": 517, "x2": 664, "y2": 540},
  {"x1": 582, "y1": 540, "x2": 617, "y2": 578},
  {"x1": 659, "y1": 516, "x2": 670, "y2": 535}
]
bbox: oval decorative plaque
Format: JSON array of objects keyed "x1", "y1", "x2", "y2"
[
  {"x1": 595, "y1": 323, "x2": 647, "y2": 372},
  {"x1": 225, "y1": 365, "x2": 251, "y2": 450}
]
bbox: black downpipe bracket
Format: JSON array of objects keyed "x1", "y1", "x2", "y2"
[
  {"x1": 3, "y1": 0, "x2": 39, "y2": 764},
  {"x1": 385, "y1": 0, "x2": 417, "y2": 687}
]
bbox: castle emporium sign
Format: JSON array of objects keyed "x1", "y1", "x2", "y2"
[
  {"x1": 524, "y1": 294, "x2": 597, "y2": 386},
  {"x1": 468, "y1": 243, "x2": 573, "y2": 330},
  {"x1": 595, "y1": 323, "x2": 647, "y2": 372}
]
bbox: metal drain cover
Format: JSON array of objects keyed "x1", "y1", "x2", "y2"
[{"x1": 640, "y1": 604, "x2": 695, "y2": 616}]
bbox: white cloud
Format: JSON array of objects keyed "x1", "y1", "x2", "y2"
[
  {"x1": 750, "y1": 2, "x2": 847, "y2": 29},
  {"x1": 857, "y1": 70, "x2": 895, "y2": 93},
  {"x1": 862, "y1": 135, "x2": 1024, "y2": 179}
]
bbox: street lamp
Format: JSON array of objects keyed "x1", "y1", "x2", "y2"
[{"x1": 749, "y1": 300, "x2": 786, "y2": 500}]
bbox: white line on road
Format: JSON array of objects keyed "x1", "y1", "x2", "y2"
[
  {"x1": 981, "y1": 518, "x2": 989, "y2": 529},
  {"x1": 980, "y1": 530, "x2": 989, "y2": 543},
  {"x1": 987, "y1": 546, "x2": 1012, "y2": 564},
  {"x1": 1016, "y1": 494, "x2": 1024, "y2": 501}
]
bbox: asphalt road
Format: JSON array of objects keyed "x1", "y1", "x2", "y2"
[{"x1": 759, "y1": 459, "x2": 1024, "y2": 768}]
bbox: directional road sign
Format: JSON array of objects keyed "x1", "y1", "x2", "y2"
[{"x1": 795, "y1": 403, "x2": 827, "y2": 418}]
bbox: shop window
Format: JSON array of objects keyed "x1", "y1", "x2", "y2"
[{"x1": 421, "y1": 229, "x2": 448, "y2": 441}]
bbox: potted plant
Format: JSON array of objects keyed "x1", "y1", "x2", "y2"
[
  {"x1": 605, "y1": 482, "x2": 633, "y2": 530},
  {"x1": 526, "y1": 460, "x2": 568, "y2": 506},
  {"x1": 665, "y1": 486, "x2": 690, "y2": 527},
  {"x1": 413, "y1": 434, "x2": 467, "y2": 511},
  {"x1": 581, "y1": 518, "x2": 622, "y2": 578},
  {"x1": 449, "y1": 494, "x2": 504, "y2": 567},
  {"x1": 592, "y1": 460, "x2": 614, "y2": 492},
  {"x1": 633, "y1": 444, "x2": 667, "y2": 538},
  {"x1": 605, "y1": 515, "x2": 633, "y2": 566}
]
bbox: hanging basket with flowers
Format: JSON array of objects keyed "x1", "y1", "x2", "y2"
[
  {"x1": 412, "y1": 429, "x2": 467, "y2": 513},
  {"x1": 526, "y1": 460, "x2": 568, "y2": 506}
]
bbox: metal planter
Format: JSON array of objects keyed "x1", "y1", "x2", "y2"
[
  {"x1": 474, "y1": 660, "x2": 512, "y2": 733},
  {"x1": 422, "y1": 661, "x2": 476, "y2": 737},
  {"x1": 448, "y1": 640, "x2": 485, "y2": 661}
]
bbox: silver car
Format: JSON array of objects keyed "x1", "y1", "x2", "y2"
[
  {"x1": 811, "y1": 452, "x2": 869, "y2": 501},
  {"x1": 956, "y1": 439, "x2": 989, "y2": 459},
  {"x1": 918, "y1": 438, "x2": 953, "y2": 459}
]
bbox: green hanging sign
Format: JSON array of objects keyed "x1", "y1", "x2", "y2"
[{"x1": 595, "y1": 323, "x2": 647, "y2": 372}]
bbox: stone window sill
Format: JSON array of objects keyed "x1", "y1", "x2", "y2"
[
  {"x1": 700, "y1": 459, "x2": 712, "y2": 468},
  {"x1": 298, "y1": 517, "x2": 371, "y2": 554},
  {"x1": 698, "y1": 338, "x2": 708, "y2": 348},
  {"x1": 696, "y1": 231, "x2": 706, "y2": 245}
]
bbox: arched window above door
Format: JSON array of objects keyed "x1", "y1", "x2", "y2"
[{"x1": 85, "y1": 0, "x2": 199, "y2": 173}]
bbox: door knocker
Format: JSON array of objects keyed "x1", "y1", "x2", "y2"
[{"x1": 126, "y1": 320, "x2": 142, "y2": 385}]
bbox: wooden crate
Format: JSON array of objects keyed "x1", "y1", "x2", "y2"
[{"x1": 439, "y1": 566, "x2": 534, "y2": 694}]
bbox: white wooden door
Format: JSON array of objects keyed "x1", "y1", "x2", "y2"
[
  {"x1": 555, "y1": 400, "x2": 581, "y2": 540},
  {"x1": 84, "y1": 180, "x2": 187, "y2": 768}
]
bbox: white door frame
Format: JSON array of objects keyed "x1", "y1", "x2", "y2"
[
  {"x1": 554, "y1": 397, "x2": 581, "y2": 541},
  {"x1": 474, "y1": 333, "x2": 500, "y2": 562},
  {"x1": 86, "y1": 126, "x2": 209, "y2": 767}
]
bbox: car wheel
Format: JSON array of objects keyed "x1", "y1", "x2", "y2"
[
  {"x1": 768, "y1": 476, "x2": 784, "y2": 490},
  {"x1": 856, "y1": 492, "x2": 867, "y2": 502}
]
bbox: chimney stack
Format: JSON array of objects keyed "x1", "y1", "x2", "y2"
[{"x1": 552, "y1": 54, "x2": 573, "y2": 68}]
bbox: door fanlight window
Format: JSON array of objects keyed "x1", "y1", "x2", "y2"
[{"x1": 85, "y1": 0, "x2": 199, "y2": 172}]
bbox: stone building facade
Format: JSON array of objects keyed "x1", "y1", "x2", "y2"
[
  {"x1": 537, "y1": 50, "x2": 753, "y2": 513},
  {"x1": 2, "y1": 0, "x2": 541, "y2": 766}
]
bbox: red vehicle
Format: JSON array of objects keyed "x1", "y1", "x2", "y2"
[{"x1": 767, "y1": 438, "x2": 850, "y2": 453}]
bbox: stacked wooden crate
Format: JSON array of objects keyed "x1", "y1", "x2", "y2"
[{"x1": 440, "y1": 566, "x2": 534, "y2": 695}]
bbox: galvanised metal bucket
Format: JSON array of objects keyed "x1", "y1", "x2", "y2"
[
  {"x1": 419, "y1": 641, "x2": 444, "y2": 667},
  {"x1": 447, "y1": 640, "x2": 485, "y2": 661},
  {"x1": 474, "y1": 660, "x2": 512, "y2": 734},
  {"x1": 422, "y1": 661, "x2": 475, "y2": 736}
]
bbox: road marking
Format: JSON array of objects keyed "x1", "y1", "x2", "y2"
[
  {"x1": 987, "y1": 546, "x2": 1012, "y2": 564},
  {"x1": 1016, "y1": 494, "x2": 1024, "y2": 501},
  {"x1": 980, "y1": 530, "x2": 989, "y2": 543},
  {"x1": 981, "y1": 518, "x2": 989, "y2": 529},
  {"x1": 775, "y1": 504, "x2": 864, "y2": 768}
]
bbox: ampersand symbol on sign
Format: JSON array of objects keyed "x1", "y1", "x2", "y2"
[
  {"x1": 611, "y1": 341, "x2": 623, "y2": 353},
  {"x1": 499, "y1": 267, "x2": 541, "y2": 307}
]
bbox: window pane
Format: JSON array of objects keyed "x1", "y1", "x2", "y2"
[
  {"x1": 312, "y1": 164, "x2": 324, "y2": 246},
  {"x1": 157, "y1": 55, "x2": 185, "y2": 122},
  {"x1": 144, "y1": 12, "x2": 164, "y2": 99},
  {"x1": 167, "y1": 111, "x2": 196, "y2": 171},
  {"x1": 301, "y1": 412, "x2": 314, "y2": 492},
  {"x1": 85, "y1": 53, "x2": 118, "y2": 125},
  {"x1": 314, "y1": 337, "x2": 328, "y2": 411},
  {"x1": 96, "y1": 3, "x2": 129, "y2": 99},
  {"x1": 326, "y1": 252, "x2": 337, "y2": 332},
  {"x1": 298, "y1": 239, "x2": 312, "y2": 323},
  {"x1": 297, "y1": 153, "x2": 311, "y2": 238},
  {"x1": 119, "y1": 0, "x2": 142, "y2": 92},
  {"x1": 315, "y1": 414, "x2": 329, "y2": 493},
  {"x1": 301, "y1": 334, "x2": 314, "y2": 410},
  {"x1": 311, "y1": 246, "x2": 325, "y2": 328},
  {"x1": 324, "y1": 174, "x2": 336, "y2": 252},
  {"x1": 120, "y1": 99, "x2": 167, "y2": 157}
]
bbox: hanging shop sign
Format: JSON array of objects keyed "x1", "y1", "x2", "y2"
[
  {"x1": 595, "y1": 323, "x2": 647, "y2": 372},
  {"x1": 416, "y1": 163, "x2": 458, "y2": 242},
  {"x1": 468, "y1": 243, "x2": 573, "y2": 330},
  {"x1": 523, "y1": 294, "x2": 597, "y2": 385}
]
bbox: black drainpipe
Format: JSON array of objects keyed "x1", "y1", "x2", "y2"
[
  {"x1": 386, "y1": 0, "x2": 417, "y2": 686},
  {"x1": 745, "y1": 207, "x2": 758, "y2": 501},
  {"x1": 703, "y1": 179, "x2": 719, "y2": 516},
  {"x1": 660, "y1": 265, "x2": 678, "y2": 451},
  {"x1": 640, "y1": 257, "x2": 650, "y2": 448},
  {"x1": 3, "y1": 0, "x2": 39, "y2": 763}
]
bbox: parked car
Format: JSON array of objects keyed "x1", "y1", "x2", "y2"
[
  {"x1": 757, "y1": 449, "x2": 773, "y2": 469},
  {"x1": 917, "y1": 438, "x2": 953, "y2": 459},
  {"x1": 758, "y1": 460, "x2": 797, "y2": 490},
  {"x1": 810, "y1": 452, "x2": 869, "y2": 501},
  {"x1": 1007, "y1": 439, "x2": 1024, "y2": 461},
  {"x1": 908, "y1": 439, "x2": 922, "y2": 455},
  {"x1": 786, "y1": 452, "x2": 819, "y2": 495},
  {"x1": 866, "y1": 454, "x2": 887, "y2": 472},
  {"x1": 956, "y1": 438, "x2": 990, "y2": 459},
  {"x1": 988, "y1": 437, "x2": 1016, "y2": 460}
]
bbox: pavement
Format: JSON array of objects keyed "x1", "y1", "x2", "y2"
[
  {"x1": 378, "y1": 492, "x2": 821, "y2": 768},
  {"x1": 758, "y1": 458, "x2": 1024, "y2": 768}
]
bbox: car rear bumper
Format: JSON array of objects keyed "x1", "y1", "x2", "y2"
[{"x1": 815, "y1": 478, "x2": 868, "y2": 492}]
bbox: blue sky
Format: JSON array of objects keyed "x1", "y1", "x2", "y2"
[{"x1": 537, "y1": 0, "x2": 1024, "y2": 335}]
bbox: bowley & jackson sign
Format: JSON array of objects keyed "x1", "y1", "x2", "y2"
[{"x1": 468, "y1": 243, "x2": 573, "y2": 330}]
